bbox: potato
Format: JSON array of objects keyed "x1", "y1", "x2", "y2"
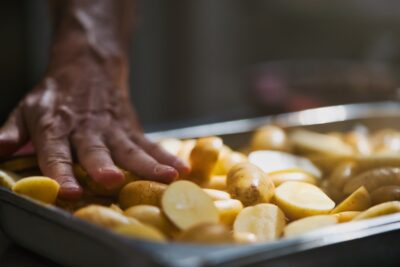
[
  {"x1": 353, "y1": 201, "x2": 400, "y2": 221},
  {"x1": 12, "y1": 176, "x2": 60, "y2": 204},
  {"x1": 109, "y1": 204, "x2": 123, "y2": 214},
  {"x1": 124, "y1": 205, "x2": 178, "y2": 237},
  {"x1": 114, "y1": 223, "x2": 167, "y2": 243},
  {"x1": 249, "y1": 151, "x2": 321, "y2": 179},
  {"x1": 227, "y1": 162, "x2": 275, "y2": 206},
  {"x1": 162, "y1": 181, "x2": 219, "y2": 230},
  {"x1": 187, "y1": 137, "x2": 223, "y2": 185},
  {"x1": 289, "y1": 129, "x2": 354, "y2": 157},
  {"x1": 344, "y1": 131, "x2": 372, "y2": 155},
  {"x1": 177, "y1": 223, "x2": 233, "y2": 244},
  {"x1": 330, "y1": 187, "x2": 371, "y2": 213},
  {"x1": 371, "y1": 186, "x2": 400, "y2": 205},
  {"x1": 213, "y1": 148, "x2": 247, "y2": 176},
  {"x1": 269, "y1": 170, "x2": 317, "y2": 187},
  {"x1": 205, "y1": 175, "x2": 227, "y2": 190},
  {"x1": 334, "y1": 211, "x2": 361, "y2": 223},
  {"x1": 250, "y1": 125, "x2": 291, "y2": 152},
  {"x1": 320, "y1": 180, "x2": 346, "y2": 204},
  {"x1": 119, "y1": 181, "x2": 167, "y2": 209},
  {"x1": 356, "y1": 154, "x2": 400, "y2": 173},
  {"x1": 283, "y1": 215, "x2": 338, "y2": 238},
  {"x1": 0, "y1": 155, "x2": 38, "y2": 172},
  {"x1": 233, "y1": 203, "x2": 286, "y2": 242},
  {"x1": 328, "y1": 161, "x2": 358, "y2": 191},
  {"x1": 371, "y1": 129, "x2": 400, "y2": 153},
  {"x1": 0, "y1": 169, "x2": 21, "y2": 189},
  {"x1": 343, "y1": 167, "x2": 400, "y2": 195},
  {"x1": 203, "y1": 189, "x2": 231, "y2": 201},
  {"x1": 214, "y1": 199, "x2": 243, "y2": 227},
  {"x1": 233, "y1": 232, "x2": 258, "y2": 244},
  {"x1": 158, "y1": 138, "x2": 183, "y2": 156},
  {"x1": 74, "y1": 205, "x2": 137, "y2": 228},
  {"x1": 177, "y1": 139, "x2": 196, "y2": 163},
  {"x1": 274, "y1": 181, "x2": 335, "y2": 220}
]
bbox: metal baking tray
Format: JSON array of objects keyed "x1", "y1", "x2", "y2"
[{"x1": 2, "y1": 102, "x2": 400, "y2": 267}]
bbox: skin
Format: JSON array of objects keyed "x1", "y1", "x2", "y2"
[{"x1": 0, "y1": 0, "x2": 189, "y2": 200}]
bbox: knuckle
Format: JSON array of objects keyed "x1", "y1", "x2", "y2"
[
  {"x1": 83, "y1": 144, "x2": 110, "y2": 156},
  {"x1": 43, "y1": 152, "x2": 72, "y2": 169}
]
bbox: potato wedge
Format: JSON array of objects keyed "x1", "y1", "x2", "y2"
[
  {"x1": 124, "y1": 205, "x2": 178, "y2": 237},
  {"x1": 12, "y1": 176, "x2": 60, "y2": 204},
  {"x1": 274, "y1": 181, "x2": 335, "y2": 220},
  {"x1": 119, "y1": 181, "x2": 167, "y2": 209},
  {"x1": 227, "y1": 162, "x2": 275, "y2": 206},
  {"x1": 74, "y1": 205, "x2": 137, "y2": 228},
  {"x1": 334, "y1": 211, "x2": 361, "y2": 223},
  {"x1": 205, "y1": 175, "x2": 227, "y2": 190},
  {"x1": 114, "y1": 223, "x2": 167, "y2": 243},
  {"x1": 371, "y1": 186, "x2": 400, "y2": 205},
  {"x1": 214, "y1": 199, "x2": 243, "y2": 227},
  {"x1": 269, "y1": 170, "x2": 317, "y2": 187},
  {"x1": 176, "y1": 139, "x2": 196, "y2": 164},
  {"x1": 233, "y1": 203, "x2": 286, "y2": 241},
  {"x1": 250, "y1": 125, "x2": 291, "y2": 152},
  {"x1": 213, "y1": 149, "x2": 247, "y2": 176},
  {"x1": 177, "y1": 223, "x2": 233, "y2": 244},
  {"x1": 330, "y1": 186, "x2": 371, "y2": 213},
  {"x1": 343, "y1": 167, "x2": 400, "y2": 195},
  {"x1": 328, "y1": 161, "x2": 358, "y2": 191},
  {"x1": 203, "y1": 189, "x2": 231, "y2": 201},
  {"x1": 284, "y1": 215, "x2": 337, "y2": 238},
  {"x1": 162, "y1": 181, "x2": 219, "y2": 230},
  {"x1": 352, "y1": 201, "x2": 400, "y2": 221}
]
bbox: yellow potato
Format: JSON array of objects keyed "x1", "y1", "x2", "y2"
[
  {"x1": 233, "y1": 232, "x2": 258, "y2": 244},
  {"x1": 176, "y1": 139, "x2": 196, "y2": 164},
  {"x1": 233, "y1": 203, "x2": 286, "y2": 242},
  {"x1": 250, "y1": 125, "x2": 291, "y2": 152},
  {"x1": 371, "y1": 129, "x2": 400, "y2": 153},
  {"x1": 124, "y1": 205, "x2": 178, "y2": 237},
  {"x1": 227, "y1": 162, "x2": 275, "y2": 206},
  {"x1": 158, "y1": 138, "x2": 183, "y2": 156},
  {"x1": 269, "y1": 170, "x2": 317, "y2": 187},
  {"x1": 274, "y1": 181, "x2": 335, "y2": 220},
  {"x1": 205, "y1": 175, "x2": 227, "y2": 190},
  {"x1": 213, "y1": 149, "x2": 247, "y2": 176},
  {"x1": 330, "y1": 186, "x2": 371, "y2": 213},
  {"x1": 356, "y1": 154, "x2": 400, "y2": 173},
  {"x1": 161, "y1": 181, "x2": 219, "y2": 230},
  {"x1": 119, "y1": 181, "x2": 167, "y2": 209},
  {"x1": 203, "y1": 189, "x2": 231, "y2": 201},
  {"x1": 333, "y1": 211, "x2": 361, "y2": 223},
  {"x1": 353, "y1": 201, "x2": 400, "y2": 221},
  {"x1": 109, "y1": 204, "x2": 123, "y2": 214},
  {"x1": 12, "y1": 176, "x2": 60, "y2": 204},
  {"x1": 289, "y1": 129, "x2": 354, "y2": 157},
  {"x1": 328, "y1": 161, "x2": 358, "y2": 191},
  {"x1": 343, "y1": 167, "x2": 400, "y2": 195},
  {"x1": 114, "y1": 223, "x2": 167, "y2": 243},
  {"x1": 214, "y1": 199, "x2": 243, "y2": 227},
  {"x1": 0, "y1": 156, "x2": 38, "y2": 172},
  {"x1": 319, "y1": 180, "x2": 346, "y2": 204},
  {"x1": 177, "y1": 223, "x2": 233, "y2": 244},
  {"x1": 371, "y1": 185, "x2": 400, "y2": 205},
  {"x1": 283, "y1": 215, "x2": 338, "y2": 238},
  {"x1": 74, "y1": 205, "x2": 137, "y2": 228},
  {"x1": 344, "y1": 131, "x2": 372, "y2": 155},
  {"x1": 0, "y1": 169, "x2": 20, "y2": 189},
  {"x1": 186, "y1": 137, "x2": 223, "y2": 185}
]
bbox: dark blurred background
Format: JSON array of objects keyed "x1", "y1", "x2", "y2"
[{"x1": 1, "y1": 0, "x2": 400, "y2": 131}]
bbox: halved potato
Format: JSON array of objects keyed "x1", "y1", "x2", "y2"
[
  {"x1": 119, "y1": 181, "x2": 167, "y2": 209},
  {"x1": 284, "y1": 215, "x2": 337, "y2": 238},
  {"x1": 214, "y1": 199, "x2": 243, "y2": 227},
  {"x1": 352, "y1": 201, "x2": 400, "y2": 221},
  {"x1": 330, "y1": 186, "x2": 371, "y2": 213},
  {"x1": 12, "y1": 176, "x2": 60, "y2": 204}
]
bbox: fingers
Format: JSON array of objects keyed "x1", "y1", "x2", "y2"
[
  {"x1": 72, "y1": 132, "x2": 124, "y2": 190},
  {"x1": 35, "y1": 136, "x2": 82, "y2": 200},
  {"x1": 135, "y1": 135, "x2": 190, "y2": 174},
  {"x1": 107, "y1": 130, "x2": 178, "y2": 183},
  {"x1": 0, "y1": 108, "x2": 29, "y2": 157}
]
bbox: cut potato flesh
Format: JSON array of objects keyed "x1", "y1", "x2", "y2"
[
  {"x1": 177, "y1": 223, "x2": 233, "y2": 244},
  {"x1": 114, "y1": 223, "x2": 167, "y2": 243},
  {"x1": 203, "y1": 189, "x2": 231, "y2": 201},
  {"x1": 233, "y1": 232, "x2": 258, "y2": 244},
  {"x1": 330, "y1": 186, "x2": 371, "y2": 213},
  {"x1": 269, "y1": 170, "x2": 317, "y2": 186},
  {"x1": 214, "y1": 199, "x2": 243, "y2": 227},
  {"x1": 249, "y1": 150, "x2": 321, "y2": 178},
  {"x1": 284, "y1": 215, "x2": 338, "y2": 238},
  {"x1": 206, "y1": 175, "x2": 227, "y2": 190},
  {"x1": 233, "y1": 203, "x2": 286, "y2": 241},
  {"x1": 352, "y1": 201, "x2": 400, "y2": 221},
  {"x1": 162, "y1": 181, "x2": 219, "y2": 230},
  {"x1": 334, "y1": 211, "x2": 361, "y2": 223},
  {"x1": 274, "y1": 181, "x2": 335, "y2": 220},
  {"x1": 12, "y1": 176, "x2": 60, "y2": 204},
  {"x1": 158, "y1": 138, "x2": 183, "y2": 156}
]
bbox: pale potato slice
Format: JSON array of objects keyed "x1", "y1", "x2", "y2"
[
  {"x1": 250, "y1": 125, "x2": 291, "y2": 152},
  {"x1": 289, "y1": 129, "x2": 354, "y2": 157},
  {"x1": 352, "y1": 201, "x2": 400, "y2": 221},
  {"x1": 268, "y1": 170, "x2": 317, "y2": 187},
  {"x1": 205, "y1": 175, "x2": 227, "y2": 190},
  {"x1": 249, "y1": 150, "x2": 321, "y2": 178},
  {"x1": 233, "y1": 203, "x2": 286, "y2": 241},
  {"x1": 274, "y1": 181, "x2": 335, "y2": 220},
  {"x1": 203, "y1": 189, "x2": 231, "y2": 201},
  {"x1": 12, "y1": 176, "x2": 60, "y2": 204},
  {"x1": 283, "y1": 215, "x2": 338, "y2": 238},
  {"x1": 177, "y1": 223, "x2": 233, "y2": 244},
  {"x1": 158, "y1": 138, "x2": 183, "y2": 156},
  {"x1": 114, "y1": 223, "x2": 167, "y2": 243},
  {"x1": 162, "y1": 181, "x2": 219, "y2": 230},
  {"x1": 334, "y1": 211, "x2": 361, "y2": 223},
  {"x1": 0, "y1": 169, "x2": 20, "y2": 189},
  {"x1": 330, "y1": 186, "x2": 371, "y2": 214},
  {"x1": 177, "y1": 139, "x2": 196, "y2": 164},
  {"x1": 214, "y1": 199, "x2": 243, "y2": 227}
]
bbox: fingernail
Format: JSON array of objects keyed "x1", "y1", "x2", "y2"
[
  {"x1": 174, "y1": 159, "x2": 191, "y2": 174},
  {"x1": 95, "y1": 167, "x2": 124, "y2": 190},
  {"x1": 155, "y1": 165, "x2": 178, "y2": 179},
  {"x1": 59, "y1": 181, "x2": 83, "y2": 200}
]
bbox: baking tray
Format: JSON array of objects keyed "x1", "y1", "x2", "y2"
[{"x1": 2, "y1": 101, "x2": 400, "y2": 267}]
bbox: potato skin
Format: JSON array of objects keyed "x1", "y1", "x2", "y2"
[
  {"x1": 227, "y1": 163, "x2": 275, "y2": 206},
  {"x1": 250, "y1": 125, "x2": 291, "y2": 152},
  {"x1": 12, "y1": 176, "x2": 60, "y2": 204},
  {"x1": 371, "y1": 186, "x2": 400, "y2": 205},
  {"x1": 118, "y1": 181, "x2": 167, "y2": 209}
]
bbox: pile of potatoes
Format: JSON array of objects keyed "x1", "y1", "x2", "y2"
[{"x1": 2, "y1": 125, "x2": 400, "y2": 245}]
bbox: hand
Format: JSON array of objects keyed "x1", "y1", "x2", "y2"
[{"x1": 0, "y1": 54, "x2": 189, "y2": 200}]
